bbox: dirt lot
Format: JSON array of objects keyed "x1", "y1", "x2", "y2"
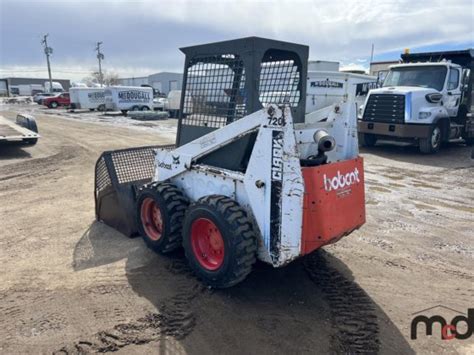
[{"x1": 0, "y1": 104, "x2": 473, "y2": 354}]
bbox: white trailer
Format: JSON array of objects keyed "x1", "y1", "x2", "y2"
[
  {"x1": 306, "y1": 71, "x2": 377, "y2": 114},
  {"x1": 69, "y1": 87, "x2": 106, "y2": 111},
  {"x1": 104, "y1": 86, "x2": 153, "y2": 114}
]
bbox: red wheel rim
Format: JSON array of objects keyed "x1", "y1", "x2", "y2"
[
  {"x1": 140, "y1": 197, "x2": 163, "y2": 241},
  {"x1": 190, "y1": 218, "x2": 225, "y2": 271}
]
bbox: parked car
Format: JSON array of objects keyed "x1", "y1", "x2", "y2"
[
  {"x1": 33, "y1": 92, "x2": 55, "y2": 105},
  {"x1": 43, "y1": 92, "x2": 70, "y2": 108},
  {"x1": 153, "y1": 97, "x2": 167, "y2": 111}
]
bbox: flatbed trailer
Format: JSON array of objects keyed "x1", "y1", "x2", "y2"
[{"x1": 0, "y1": 114, "x2": 40, "y2": 145}]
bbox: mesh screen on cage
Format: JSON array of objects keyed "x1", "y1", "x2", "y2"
[
  {"x1": 182, "y1": 54, "x2": 246, "y2": 128},
  {"x1": 259, "y1": 59, "x2": 301, "y2": 107}
]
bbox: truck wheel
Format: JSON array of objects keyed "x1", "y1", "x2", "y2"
[
  {"x1": 464, "y1": 137, "x2": 474, "y2": 146},
  {"x1": 121, "y1": 110, "x2": 128, "y2": 116},
  {"x1": 140, "y1": 106, "x2": 150, "y2": 111},
  {"x1": 182, "y1": 195, "x2": 258, "y2": 288},
  {"x1": 137, "y1": 182, "x2": 189, "y2": 253},
  {"x1": 359, "y1": 133, "x2": 377, "y2": 147},
  {"x1": 49, "y1": 101, "x2": 58, "y2": 108},
  {"x1": 89, "y1": 108, "x2": 95, "y2": 112},
  {"x1": 97, "y1": 104, "x2": 106, "y2": 112},
  {"x1": 132, "y1": 106, "x2": 140, "y2": 111},
  {"x1": 419, "y1": 124, "x2": 442, "y2": 154}
]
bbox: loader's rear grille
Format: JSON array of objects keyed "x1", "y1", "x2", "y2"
[
  {"x1": 183, "y1": 54, "x2": 247, "y2": 128},
  {"x1": 95, "y1": 157, "x2": 111, "y2": 193},
  {"x1": 258, "y1": 59, "x2": 301, "y2": 107},
  {"x1": 111, "y1": 148, "x2": 158, "y2": 184},
  {"x1": 362, "y1": 94, "x2": 405, "y2": 123},
  {"x1": 94, "y1": 145, "x2": 175, "y2": 194}
]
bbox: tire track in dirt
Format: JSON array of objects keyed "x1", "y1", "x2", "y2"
[
  {"x1": 53, "y1": 259, "x2": 203, "y2": 354},
  {"x1": 304, "y1": 251, "x2": 380, "y2": 353}
]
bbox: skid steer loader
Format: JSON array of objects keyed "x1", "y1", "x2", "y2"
[{"x1": 95, "y1": 37, "x2": 365, "y2": 288}]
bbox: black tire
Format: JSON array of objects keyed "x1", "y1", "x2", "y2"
[
  {"x1": 136, "y1": 182, "x2": 189, "y2": 253},
  {"x1": 17, "y1": 116, "x2": 38, "y2": 145},
  {"x1": 48, "y1": 101, "x2": 58, "y2": 109},
  {"x1": 419, "y1": 124, "x2": 442, "y2": 154},
  {"x1": 359, "y1": 133, "x2": 377, "y2": 147},
  {"x1": 464, "y1": 137, "x2": 474, "y2": 146},
  {"x1": 89, "y1": 108, "x2": 95, "y2": 112},
  {"x1": 97, "y1": 104, "x2": 106, "y2": 112},
  {"x1": 131, "y1": 105, "x2": 140, "y2": 111},
  {"x1": 182, "y1": 195, "x2": 258, "y2": 288},
  {"x1": 121, "y1": 110, "x2": 128, "y2": 116},
  {"x1": 140, "y1": 106, "x2": 150, "y2": 111}
]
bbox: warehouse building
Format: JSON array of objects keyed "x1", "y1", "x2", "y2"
[{"x1": 117, "y1": 72, "x2": 183, "y2": 95}]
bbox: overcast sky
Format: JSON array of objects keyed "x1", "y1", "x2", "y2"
[{"x1": 1, "y1": 0, "x2": 473, "y2": 81}]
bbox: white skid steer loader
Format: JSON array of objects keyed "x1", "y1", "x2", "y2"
[{"x1": 95, "y1": 37, "x2": 365, "y2": 288}]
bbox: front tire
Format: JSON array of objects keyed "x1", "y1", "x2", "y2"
[
  {"x1": 419, "y1": 124, "x2": 442, "y2": 154},
  {"x1": 140, "y1": 106, "x2": 150, "y2": 111},
  {"x1": 359, "y1": 133, "x2": 377, "y2": 147},
  {"x1": 182, "y1": 195, "x2": 257, "y2": 288},
  {"x1": 48, "y1": 101, "x2": 58, "y2": 109},
  {"x1": 137, "y1": 182, "x2": 189, "y2": 253}
]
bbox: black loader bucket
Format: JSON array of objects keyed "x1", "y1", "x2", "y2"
[{"x1": 94, "y1": 145, "x2": 174, "y2": 236}]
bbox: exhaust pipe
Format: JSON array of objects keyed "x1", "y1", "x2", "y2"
[{"x1": 313, "y1": 130, "x2": 336, "y2": 152}]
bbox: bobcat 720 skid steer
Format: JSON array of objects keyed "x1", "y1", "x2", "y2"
[{"x1": 95, "y1": 37, "x2": 365, "y2": 287}]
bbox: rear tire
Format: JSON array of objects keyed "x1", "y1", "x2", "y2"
[
  {"x1": 419, "y1": 124, "x2": 441, "y2": 154},
  {"x1": 97, "y1": 104, "x2": 106, "y2": 112},
  {"x1": 48, "y1": 101, "x2": 58, "y2": 109},
  {"x1": 132, "y1": 106, "x2": 140, "y2": 111},
  {"x1": 137, "y1": 182, "x2": 189, "y2": 253},
  {"x1": 359, "y1": 133, "x2": 377, "y2": 147},
  {"x1": 182, "y1": 195, "x2": 258, "y2": 288},
  {"x1": 141, "y1": 106, "x2": 150, "y2": 111}
]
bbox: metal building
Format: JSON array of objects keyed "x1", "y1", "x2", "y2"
[{"x1": 117, "y1": 72, "x2": 183, "y2": 95}]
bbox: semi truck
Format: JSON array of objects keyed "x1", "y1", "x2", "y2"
[{"x1": 358, "y1": 49, "x2": 474, "y2": 153}]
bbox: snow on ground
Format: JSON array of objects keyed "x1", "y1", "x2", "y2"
[{"x1": 0, "y1": 100, "x2": 177, "y2": 139}]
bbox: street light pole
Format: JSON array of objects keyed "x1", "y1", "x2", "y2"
[
  {"x1": 95, "y1": 42, "x2": 105, "y2": 86},
  {"x1": 41, "y1": 34, "x2": 54, "y2": 93}
]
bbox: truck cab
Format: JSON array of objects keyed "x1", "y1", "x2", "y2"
[{"x1": 358, "y1": 49, "x2": 473, "y2": 153}]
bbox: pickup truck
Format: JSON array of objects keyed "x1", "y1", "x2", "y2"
[{"x1": 43, "y1": 92, "x2": 70, "y2": 109}]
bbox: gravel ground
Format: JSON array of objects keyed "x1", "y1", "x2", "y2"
[{"x1": 0, "y1": 103, "x2": 473, "y2": 354}]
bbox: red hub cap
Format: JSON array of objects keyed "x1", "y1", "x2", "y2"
[
  {"x1": 140, "y1": 197, "x2": 163, "y2": 241},
  {"x1": 190, "y1": 218, "x2": 225, "y2": 271}
]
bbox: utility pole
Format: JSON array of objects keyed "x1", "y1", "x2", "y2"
[
  {"x1": 41, "y1": 34, "x2": 53, "y2": 93},
  {"x1": 370, "y1": 43, "x2": 375, "y2": 64},
  {"x1": 95, "y1": 42, "x2": 105, "y2": 86}
]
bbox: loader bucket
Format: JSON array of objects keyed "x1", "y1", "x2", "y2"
[{"x1": 94, "y1": 145, "x2": 174, "y2": 237}]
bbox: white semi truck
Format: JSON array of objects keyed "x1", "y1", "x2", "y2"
[{"x1": 358, "y1": 49, "x2": 474, "y2": 153}]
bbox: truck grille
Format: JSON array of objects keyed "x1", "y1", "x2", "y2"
[{"x1": 362, "y1": 94, "x2": 405, "y2": 123}]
